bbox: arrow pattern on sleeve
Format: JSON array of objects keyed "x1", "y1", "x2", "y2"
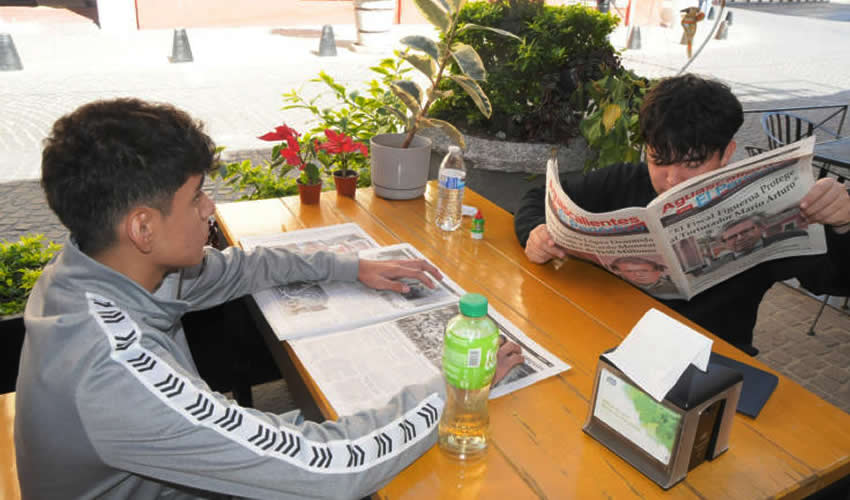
[
  {"x1": 346, "y1": 444, "x2": 365, "y2": 467},
  {"x1": 275, "y1": 431, "x2": 301, "y2": 458},
  {"x1": 184, "y1": 394, "x2": 215, "y2": 421},
  {"x1": 87, "y1": 292, "x2": 446, "y2": 474},
  {"x1": 398, "y1": 419, "x2": 417, "y2": 443},
  {"x1": 417, "y1": 403, "x2": 438, "y2": 427}
]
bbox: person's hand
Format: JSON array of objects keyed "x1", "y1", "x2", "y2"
[
  {"x1": 492, "y1": 338, "x2": 524, "y2": 385},
  {"x1": 800, "y1": 178, "x2": 850, "y2": 232},
  {"x1": 357, "y1": 259, "x2": 443, "y2": 294},
  {"x1": 525, "y1": 224, "x2": 566, "y2": 264}
]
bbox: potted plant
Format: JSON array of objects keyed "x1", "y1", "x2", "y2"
[
  {"x1": 369, "y1": 0, "x2": 519, "y2": 199},
  {"x1": 315, "y1": 129, "x2": 370, "y2": 198},
  {"x1": 258, "y1": 124, "x2": 323, "y2": 205},
  {"x1": 1, "y1": 234, "x2": 61, "y2": 393}
]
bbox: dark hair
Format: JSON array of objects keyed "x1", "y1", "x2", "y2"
[
  {"x1": 41, "y1": 98, "x2": 216, "y2": 255},
  {"x1": 639, "y1": 74, "x2": 743, "y2": 166},
  {"x1": 610, "y1": 256, "x2": 666, "y2": 272}
]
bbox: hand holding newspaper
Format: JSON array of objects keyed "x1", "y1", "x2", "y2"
[{"x1": 544, "y1": 137, "x2": 825, "y2": 300}]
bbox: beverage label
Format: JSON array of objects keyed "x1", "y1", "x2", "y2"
[
  {"x1": 471, "y1": 214, "x2": 484, "y2": 239},
  {"x1": 443, "y1": 324, "x2": 498, "y2": 390},
  {"x1": 439, "y1": 174, "x2": 465, "y2": 190}
]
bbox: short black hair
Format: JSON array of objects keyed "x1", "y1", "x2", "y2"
[
  {"x1": 640, "y1": 74, "x2": 743, "y2": 166},
  {"x1": 41, "y1": 98, "x2": 216, "y2": 255}
]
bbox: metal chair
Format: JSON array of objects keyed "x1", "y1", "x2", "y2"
[
  {"x1": 744, "y1": 143, "x2": 848, "y2": 336},
  {"x1": 761, "y1": 111, "x2": 841, "y2": 149},
  {"x1": 744, "y1": 145, "x2": 768, "y2": 157}
]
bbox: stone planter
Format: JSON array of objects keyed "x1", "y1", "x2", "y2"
[
  {"x1": 370, "y1": 133, "x2": 432, "y2": 200},
  {"x1": 0, "y1": 314, "x2": 24, "y2": 394},
  {"x1": 420, "y1": 128, "x2": 590, "y2": 178}
]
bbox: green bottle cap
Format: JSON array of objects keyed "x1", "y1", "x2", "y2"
[{"x1": 459, "y1": 293, "x2": 488, "y2": 317}]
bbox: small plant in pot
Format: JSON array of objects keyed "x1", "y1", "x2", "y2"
[
  {"x1": 315, "y1": 130, "x2": 369, "y2": 198},
  {"x1": 258, "y1": 124, "x2": 324, "y2": 204},
  {"x1": 370, "y1": 0, "x2": 520, "y2": 199}
]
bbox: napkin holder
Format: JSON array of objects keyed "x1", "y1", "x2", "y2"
[{"x1": 583, "y1": 351, "x2": 743, "y2": 489}]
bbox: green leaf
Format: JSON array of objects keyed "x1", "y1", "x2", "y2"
[
  {"x1": 456, "y1": 23, "x2": 521, "y2": 41},
  {"x1": 580, "y1": 115, "x2": 602, "y2": 144},
  {"x1": 412, "y1": 0, "x2": 450, "y2": 32},
  {"x1": 450, "y1": 43, "x2": 486, "y2": 81},
  {"x1": 400, "y1": 35, "x2": 440, "y2": 62},
  {"x1": 381, "y1": 105, "x2": 409, "y2": 123},
  {"x1": 602, "y1": 104, "x2": 622, "y2": 132},
  {"x1": 420, "y1": 118, "x2": 466, "y2": 149},
  {"x1": 390, "y1": 81, "x2": 422, "y2": 114},
  {"x1": 444, "y1": 0, "x2": 463, "y2": 13},
  {"x1": 399, "y1": 52, "x2": 436, "y2": 79},
  {"x1": 448, "y1": 74, "x2": 492, "y2": 118},
  {"x1": 393, "y1": 80, "x2": 423, "y2": 107}
]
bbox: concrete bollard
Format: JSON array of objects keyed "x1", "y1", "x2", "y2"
[
  {"x1": 626, "y1": 26, "x2": 641, "y2": 50},
  {"x1": 0, "y1": 33, "x2": 23, "y2": 71},
  {"x1": 169, "y1": 28, "x2": 193, "y2": 63},
  {"x1": 715, "y1": 20, "x2": 729, "y2": 40},
  {"x1": 318, "y1": 25, "x2": 337, "y2": 57}
]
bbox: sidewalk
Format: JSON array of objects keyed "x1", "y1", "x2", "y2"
[{"x1": 1, "y1": 5, "x2": 849, "y2": 415}]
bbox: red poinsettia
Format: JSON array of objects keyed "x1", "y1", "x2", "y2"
[
  {"x1": 258, "y1": 124, "x2": 319, "y2": 184},
  {"x1": 315, "y1": 129, "x2": 369, "y2": 175},
  {"x1": 258, "y1": 124, "x2": 299, "y2": 143}
]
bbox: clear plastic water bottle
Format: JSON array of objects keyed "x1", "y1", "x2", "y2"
[
  {"x1": 438, "y1": 293, "x2": 499, "y2": 460},
  {"x1": 435, "y1": 146, "x2": 466, "y2": 231}
]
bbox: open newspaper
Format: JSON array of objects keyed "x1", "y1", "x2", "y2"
[
  {"x1": 241, "y1": 223, "x2": 570, "y2": 417},
  {"x1": 545, "y1": 137, "x2": 826, "y2": 300}
]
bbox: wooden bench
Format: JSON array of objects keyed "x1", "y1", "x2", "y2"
[{"x1": 1, "y1": 392, "x2": 20, "y2": 500}]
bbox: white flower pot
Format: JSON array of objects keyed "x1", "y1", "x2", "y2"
[{"x1": 370, "y1": 133, "x2": 432, "y2": 200}]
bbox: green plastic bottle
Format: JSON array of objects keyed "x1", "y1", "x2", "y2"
[{"x1": 438, "y1": 293, "x2": 499, "y2": 460}]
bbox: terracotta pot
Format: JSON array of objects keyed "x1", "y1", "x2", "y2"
[
  {"x1": 333, "y1": 170, "x2": 359, "y2": 198},
  {"x1": 297, "y1": 180, "x2": 322, "y2": 205}
]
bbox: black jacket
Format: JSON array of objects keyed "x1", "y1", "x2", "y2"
[{"x1": 514, "y1": 163, "x2": 850, "y2": 352}]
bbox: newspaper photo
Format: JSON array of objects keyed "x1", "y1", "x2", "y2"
[
  {"x1": 290, "y1": 302, "x2": 571, "y2": 417},
  {"x1": 545, "y1": 137, "x2": 825, "y2": 300}
]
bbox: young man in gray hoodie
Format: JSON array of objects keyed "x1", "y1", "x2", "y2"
[{"x1": 15, "y1": 98, "x2": 448, "y2": 499}]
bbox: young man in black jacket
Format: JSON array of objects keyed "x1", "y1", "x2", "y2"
[{"x1": 514, "y1": 74, "x2": 850, "y2": 355}]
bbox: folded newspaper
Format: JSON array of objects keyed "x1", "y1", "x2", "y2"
[
  {"x1": 545, "y1": 137, "x2": 825, "y2": 300},
  {"x1": 241, "y1": 224, "x2": 570, "y2": 417}
]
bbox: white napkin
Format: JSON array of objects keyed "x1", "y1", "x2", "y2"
[{"x1": 605, "y1": 308, "x2": 713, "y2": 402}]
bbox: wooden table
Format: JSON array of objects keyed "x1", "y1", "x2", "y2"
[
  {"x1": 1, "y1": 392, "x2": 20, "y2": 500},
  {"x1": 215, "y1": 185, "x2": 850, "y2": 500}
]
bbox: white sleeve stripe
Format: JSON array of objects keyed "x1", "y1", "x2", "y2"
[{"x1": 86, "y1": 292, "x2": 444, "y2": 474}]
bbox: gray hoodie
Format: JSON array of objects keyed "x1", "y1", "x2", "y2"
[{"x1": 15, "y1": 239, "x2": 444, "y2": 499}]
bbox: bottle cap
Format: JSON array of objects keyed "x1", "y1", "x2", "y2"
[
  {"x1": 459, "y1": 293, "x2": 488, "y2": 317},
  {"x1": 448, "y1": 145, "x2": 462, "y2": 155}
]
